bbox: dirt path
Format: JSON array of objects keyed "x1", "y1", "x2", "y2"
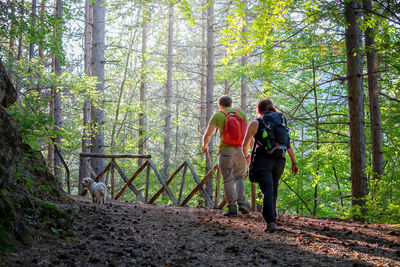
[{"x1": 3, "y1": 196, "x2": 400, "y2": 266}]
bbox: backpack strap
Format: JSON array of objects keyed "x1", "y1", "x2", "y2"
[
  {"x1": 220, "y1": 110, "x2": 228, "y2": 116},
  {"x1": 219, "y1": 109, "x2": 238, "y2": 116}
]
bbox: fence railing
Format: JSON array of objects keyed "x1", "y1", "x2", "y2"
[{"x1": 79, "y1": 153, "x2": 256, "y2": 210}]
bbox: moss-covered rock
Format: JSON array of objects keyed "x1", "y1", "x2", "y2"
[{"x1": 0, "y1": 190, "x2": 16, "y2": 252}]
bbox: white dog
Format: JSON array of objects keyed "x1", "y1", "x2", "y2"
[{"x1": 81, "y1": 177, "x2": 107, "y2": 204}]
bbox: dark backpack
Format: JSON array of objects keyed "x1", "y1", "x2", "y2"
[
  {"x1": 256, "y1": 112, "x2": 289, "y2": 158},
  {"x1": 220, "y1": 109, "x2": 247, "y2": 147}
]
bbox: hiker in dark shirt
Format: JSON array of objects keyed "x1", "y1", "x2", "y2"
[{"x1": 242, "y1": 98, "x2": 298, "y2": 232}]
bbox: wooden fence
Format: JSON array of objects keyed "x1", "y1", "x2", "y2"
[{"x1": 79, "y1": 153, "x2": 256, "y2": 210}]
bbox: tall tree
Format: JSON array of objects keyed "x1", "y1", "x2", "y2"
[
  {"x1": 364, "y1": 0, "x2": 384, "y2": 181},
  {"x1": 79, "y1": 0, "x2": 92, "y2": 194},
  {"x1": 199, "y1": 7, "x2": 206, "y2": 145},
  {"x1": 15, "y1": 0, "x2": 24, "y2": 105},
  {"x1": 240, "y1": 0, "x2": 248, "y2": 116},
  {"x1": 205, "y1": 0, "x2": 215, "y2": 201},
  {"x1": 29, "y1": 0, "x2": 37, "y2": 61},
  {"x1": 138, "y1": 4, "x2": 148, "y2": 166},
  {"x1": 164, "y1": 3, "x2": 174, "y2": 179},
  {"x1": 344, "y1": 0, "x2": 368, "y2": 219},
  {"x1": 53, "y1": 0, "x2": 63, "y2": 181},
  {"x1": 8, "y1": 0, "x2": 16, "y2": 61},
  {"x1": 90, "y1": 0, "x2": 106, "y2": 181},
  {"x1": 312, "y1": 59, "x2": 320, "y2": 216}
]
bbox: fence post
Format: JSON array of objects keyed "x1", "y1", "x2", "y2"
[
  {"x1": 111, "y1": 159, "x2": 115, "y2": 199},
  {"x1": 145, "y1": 161, "x2": 151, "y2": 202}
]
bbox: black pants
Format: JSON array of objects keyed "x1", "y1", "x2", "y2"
[{"x1": 254, "y1": 156, "x2": 286, "y2": 224}]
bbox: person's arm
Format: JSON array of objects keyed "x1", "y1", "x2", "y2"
[
  {"x1": 287, "y1": 147, "x2": 298, "y2": 175},
  {"x1": 201, "y1": 124, "x2": 216, "y2": 153},
  {"x1": 242, "y1": 120, "x2": 258, "y2": 165}
]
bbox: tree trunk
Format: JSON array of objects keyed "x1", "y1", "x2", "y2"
[
  {"x1": 37, "y1": 0, "x2": 45, "y2": 98},
  {"x1": 344, "y1": 0, "x2": 368, "y2": 219},
  {"x1": 175, "y1": 101, "x2": 179, "y2": 162},
  {"x1": 240, "y1": 0, "x2": 248, "y2": 116},
  {"x1": 199, "y1": 7, "x2": 206, "y2": 145},
  {"x1": 48, "y1": 54, "x2": 55, "y2": 174},
  {"x1": 16, "y1": 0, "x2": 24, "y2": 105},
  {"x1": 205, "y1": 0, "x2": 215, "y2": 203},
  {"x1": 138, "y1": 5, "x2": 148, "y2": 166},
  {"x1": 53, "y1": 0, "x2": 63, "y2": 183},
  {"x1": 90, "y1": 0, "x2": 106, "y2": 181},
  {"x1": 364, "y1": 0, "x2": 384, "y2": 181},
  {"x1": 312, "y1": 59, "x2": 319, "y2": 216},
  {"x1": 163, "y1": 4, "x2": 174, "y2": 179},
  {"x1": 38, "y1": 0, "x2": 45, "y2": 60},
  {"x1": 29, "y1": 0, "x2": 37, "y2": 61},
  {"x1": 8, "y1": 0, "x2": 16, "y2": 61},
  {"x1": 79, "y1": 0, "x2": 92, "y2": 194}
]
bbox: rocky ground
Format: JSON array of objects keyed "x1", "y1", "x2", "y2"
[{"x1": 2, "y1": 196, "x2": 400, "y2": 267}]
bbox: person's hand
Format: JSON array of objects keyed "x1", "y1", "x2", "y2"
[
  {"x1": 201, "y1": 145, "x2": 209, "y2": 154},
  {"x1": 245, "y1": 153, "x2": 251, "y2": 166},
  {"x1": 292, "y1": 163, "x2": 298, "y2": 175}
]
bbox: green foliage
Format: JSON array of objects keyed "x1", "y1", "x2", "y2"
[{"x1": 0, "y1": 1, "x2": 66, "y2": 63}]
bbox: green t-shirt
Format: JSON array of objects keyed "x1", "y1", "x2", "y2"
[{"x1": 209, "y1": 108, "x2": 247, "y2": 150}]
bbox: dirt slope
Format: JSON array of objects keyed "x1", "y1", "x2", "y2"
[{"x1": 3, "y1": 196, "x2": 400, "y2": 267}]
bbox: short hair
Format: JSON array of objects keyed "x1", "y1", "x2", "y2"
[
  {"x1": 218, "y1": 95, "x2": 232, "y2": 107},
  {"x1": 257, "y1": 98, "x2": 276, "y2": 114}
]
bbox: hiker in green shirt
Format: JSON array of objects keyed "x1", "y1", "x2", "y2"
[{"x1": 201, "y1": 95, "x2": 250, "y2": 216}]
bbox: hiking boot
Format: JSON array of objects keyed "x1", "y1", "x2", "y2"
[
  {"x1": 238, "y1": 205, "x2": 250, "y2": 214},
  {"x1": 264, "y1": 222, "x2": 277, "y2": 233},
  {"x1": 223, "y1": 210, "x2": 237, "y2": 217}
]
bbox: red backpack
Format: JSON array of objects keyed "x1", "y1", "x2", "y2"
[{"x1": 220, "y1": 109, "x2": 247, "y2": 146}]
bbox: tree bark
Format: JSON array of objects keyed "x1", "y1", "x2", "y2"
[
  {"x1": 29, "y1": 0, "x2": 37, "y2": 61},
  {"x1": 8, "y1": 0, "x2": 16, "y2": 62},
  {"x1": 16, "y1": 0, "x2": 24, "y2": 105},
  {"x1": 205, "y1": 0, "x2": 215, "y2": 202},
  {"x1": 138, "y1": 5, "x2": 148, "y2": 166},
  {"x1": 240, "y1": 0, "x2": 248, "y2": 116},
  {"x1": 79, "y1": 0, "x2": 92, "y2": 194},
  {"x1": 364, "y1": 0, "x2": 384, "y2": 181},
  {"x1": 38, "y1": 0, "x2": 45, "y2": 60},
  {"x1": 199, "y1": 7, "x2": 206, "y2": 144},
  {"x1": 163, "y1": 4, "x2": 174, "y2": 179},
  {"x1": 37, "y1": 0, "x2": 45, "y2": 98},
  {"x1": 90, "y1": 0, "x2": 106, "y2": 182},
  {"x1": 344, "y1": 0, "x2": 368, "y2": 219},
  {"x1": 53, "y1": 0, "x2": 63, "y2": 182},
  {"x1": 312, "y1": 59, "x2": 319, "y2": 216}
]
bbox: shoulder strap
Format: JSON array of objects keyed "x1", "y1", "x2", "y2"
[
  {"x1": 220, "y1": 110, "x2": 228, "y2": 116},
  {"x1": 250, "y1": 139, "x2": 257, "y2": 162},
  {"x1": 220, "y1": 109, "x2": 238, "y2": 116}
]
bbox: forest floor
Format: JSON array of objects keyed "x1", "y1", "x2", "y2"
[{"x1": 2, "y1": 195, "x2": 400, "y2": 267}]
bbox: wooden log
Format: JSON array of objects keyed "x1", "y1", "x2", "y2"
[
  {"x1": 114, "y1": 161, "x2": 146, "y2": 202},
  {"x1": 218, "y1": 198, "x2": 226, "y2": 209},
  {"x1": 80, "y1": 153, "x2": 151, "y2": 159},
  {"x1": 94, "y1": 160, "x2": 113, "y2": 182},
  {"x1": 180, "y1": 164, "x2": 218, "y2": 206},
  {"x1": 178, "y1": 164, "x2": 188, "y2": 204},
  {"x1": 185, "y1": 161, "x2": 214, "y2": 207},
  {"x1": 145, "y1": 163, "x2": 151, "y2": 202},
  {"x1": 82, "y1": 157, "x2": 97, "y2": 178},
  {"x1": 148, "y1": 161, "x2": 186, "y2": 204},
  {"x1": 111, "y1": 159, "x2": 115, "y2": 199},
  {"x1": 214, "y1": 168, "x2": 220, "y2": 208},
  {"x1": 147, "y1": 159, "x2": 177, "y2": 205}
]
